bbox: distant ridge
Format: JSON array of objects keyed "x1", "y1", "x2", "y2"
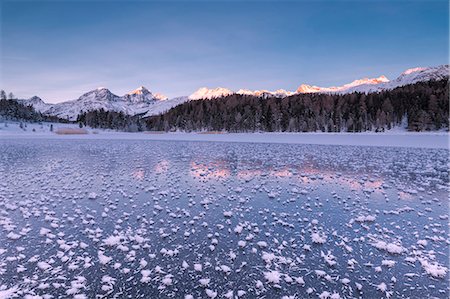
[{"x1": 17, "y1": 65, "x2": 448, "y2": 120}]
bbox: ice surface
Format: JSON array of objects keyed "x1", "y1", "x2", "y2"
[{"x1": 0, "y1": 138, "x2": 448, "y2": 298}]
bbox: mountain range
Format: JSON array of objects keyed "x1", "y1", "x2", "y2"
[{"x1": 18, "y1": 65, "x2": 448, "y2": 120}]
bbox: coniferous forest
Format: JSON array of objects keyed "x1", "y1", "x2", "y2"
[
  {"x1": 146, "y1": 79, "x2": 448, "y2": 133},
  {"x1": 76, "y1": 109, "x2": 145, "y2": 132}
]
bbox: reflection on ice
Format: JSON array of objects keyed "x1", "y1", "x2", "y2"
[
  {"x1": 155, "y1": 159, "x2": 170, "y2": 174},
  {"x1": 190, "y1": 161, "x2": 231, "y2": 179},
  {"x1": 0, "y1": 139, "x2": 448, "y2": 298},
  {"x1": 132, "y1": 168, "x2": 145, "y2": 180}
]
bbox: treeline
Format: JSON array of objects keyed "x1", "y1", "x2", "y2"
[
  {"x1": 146, "y1": 79, "x2": 448, "y2": 132},
  {"x1": 76, "y1": 109, "x2": 146, "y2": 132},
  {"x1": 0, "y1": 90, "x2": 64, "y2": 123}
]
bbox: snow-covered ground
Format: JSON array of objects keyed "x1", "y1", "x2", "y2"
[
  {"x1": 0, "y1": 121, "x2": 448, "y2": 149},
  {"x1": 0, "y1": 138, "x2": 448, "y2": 298}
]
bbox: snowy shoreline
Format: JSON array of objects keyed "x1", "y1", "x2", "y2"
[{"x1": 1, "y1": 126, "x2": 447, "y2": 149}]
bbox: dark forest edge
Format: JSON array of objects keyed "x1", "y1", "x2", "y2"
[
  {"x1": 1, "y1": 79, "x2": 449, "y2": 133},
  {"x1": 146, "y1": 79, "x2": 448, "y2": 133}
]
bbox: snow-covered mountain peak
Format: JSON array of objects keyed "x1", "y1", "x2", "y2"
[
  {"x1": 296, "y1": 65, "x2": 447, "y2": 95},
  {"x1": 297, "y1": 75, "x2": 390, "y2": 94},
  {"x1": 189, "y1": 87, "x2": 234, "y2": 100},
  {"x1": 344, "y1": 75, "x2": 390, "y2": 88},
  {"x1": 123, "y1": 86, "x2": 157, "y2": 103},
  {"x1": 274, "y1": 89, "x2": 295, "y2": 96},
  {"x1": 236, "y1": 89, "x2": 295, "y2": 98},
  {"x1": 127, "y1": 86, "x2": 150, "y2": 95},
  {"x1": 123, "y1": 86, "x2": 168, "y2": 102},
  {"x1": 253, "y1": 89, "x2": 295, "y2": 98},
  {"x1": 236, "y1": 89, "x2": 254, "y2": 96},
  {"x1": 153, "y1": 93, "x2": 168, "y2": 101},
  {"x1": 16, "y1": 96, "x2": 50, "y2": 113},
  {"x1": 85, "y1": 87, "x2": 112, "y2": 95},
  {"x1": 402, "y1": 67, "x2": 427, "y2": 76},
  {"x1": 395, "y1": 65, "x2": 449, "y2": 84},
  {"x1": 79, "y1": 88, "x2": 120, "y2": 102},
  {"x1": 28, "y1": 96, "x2": 45, "y2": 105},
  {"x1": 296, "y1": 84, "x2": 323, "y2": 93}
]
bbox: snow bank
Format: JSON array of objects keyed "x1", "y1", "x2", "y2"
[{"x1": 0, "y1": 122, "x2": 447, "y2": 149}]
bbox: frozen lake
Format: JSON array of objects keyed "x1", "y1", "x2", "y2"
[{"x1": 0, "y1": 139, "x2": 448, "y2": 298}]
